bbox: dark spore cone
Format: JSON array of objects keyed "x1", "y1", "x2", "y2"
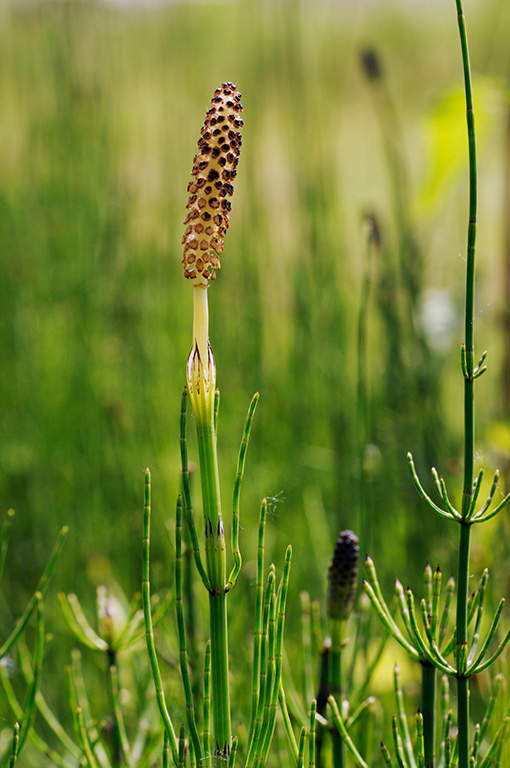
[{"x1": 327, "y1": 530, "x2": 360, "y2": 622}]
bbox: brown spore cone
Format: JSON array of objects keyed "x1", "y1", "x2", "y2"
[{"x1": 182, "y1": 82, "x2": 243, "y2": 286}]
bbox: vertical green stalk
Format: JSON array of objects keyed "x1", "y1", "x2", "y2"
[
  {"x1": 8, "y1": 723, "x2": 19, "y2": 768},
  {"x1": 247, "y1": 500, "x2": 267, "y2": 747},
  {"x1": 181, "y1": 82, "x2": 244, "y2": 764},
  {"x1": 455, "y1": 521, "x2": 471, "y2": 768},
  {"x1": 203, "y1": 640, "x2": 211, "y2": 768},
  {"x1": 106, "y1": 649, "x2": 123, "y2": 767},
  {"x1": 455, "y1": 0, "x2": 477, "y2": 765},
  {"x1": 175, "y1": 497, "x2": 203, "y2": 763},
  {"x1": 357, "y1": 218, "x2": 375, "y2": 561},
  {"x1": 142, "y1": 470, "x2": 179, "y2": 767},
  {"x1": 330, "y1": 619, "x2": 345, "y2": 768},
  {"x1": 196, "y1": 422, "x2": 231, "y2": 759},
  {"x1": 421, "y1": 662, "x2": 436, "y2": 768}
]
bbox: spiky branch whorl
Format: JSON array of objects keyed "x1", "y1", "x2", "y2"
[{"x1": 182, "y1": 83, "x2": 243, "y2": 286}]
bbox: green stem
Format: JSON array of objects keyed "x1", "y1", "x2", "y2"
[
  {"x1": 175, "y1": 498, "x2": 203, "y2": 763},
  {"x1": 209, "y1": 591, "x2": 230, "y2": 759},
  {"x1": 454, "y1": 0, "x2": 477, "y2": 765},
  {"x1": 330, "y1": 620, "x2": 344, "y2": 768},
  {"x1": 8, "y1": 723, "x2": 19, "y2": 768},
  {"x1": 196, "y1": 424, "x2": 231, "y2": 759},
  {"x1": 247, "y1": 500, "x2": 267, "y2": 748},
  {"x1": 357, "y1": 221, "x2": 374, "y2": 561},
  {"x1": 142, "y1": 470, "x2": 179, "y2": 767},
  {"x1": 455, "y1": 522, "x2": 471, "y2": 768},
  {"x1": 106, "y1": 649, "x2": 123, "y2": 767},
  {"x1": 197, "y1": 424, "x2": 224, "y2": 589},
  {"x1": 421, "y1": 661, "x2": 436, "y2": 768}
]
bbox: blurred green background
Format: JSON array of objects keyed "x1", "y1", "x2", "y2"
[{"x1": 1, "y1": 0, "x2": 510, "y2": 748}]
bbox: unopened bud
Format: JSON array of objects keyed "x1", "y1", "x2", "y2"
[
  {"x1": 182, "y1": 82, "x2": 243, "y2": 286},
  {"x1": 187, "y1": 334, "x2": 216, "y2": 426},
  {"x1": 327, "y1": 530, "x2": 359, "y2": 621}
]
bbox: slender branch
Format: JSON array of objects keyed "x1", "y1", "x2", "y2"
[
  {"x1": 407, "y1": 454, "x2": 459, "y2": 521},
  {"x1": 328, "y1": 696, "x2": 369, "y2": 768},
  {"x1": 142, "y1": 470, "x2": 179, "y2": 767},
  {"x1": 0, "y1": 527, "x2": 68, "y2": 659},
  {"x1": 226, "y1": 393, "x2": 259, "y2": 592},
  {"x1": 180, "y1": 388, "x2": 212, "y2": 592},
  {"x1": 175, "y1": 496, "x2": 203, "y2": 763},
  {"x1": 247, "y1": 500, "x2": 267, "y2": 748}
]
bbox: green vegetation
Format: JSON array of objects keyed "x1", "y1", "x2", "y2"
[{"x1": 1, "y1": 0, "x2": 510, "y2": 765}]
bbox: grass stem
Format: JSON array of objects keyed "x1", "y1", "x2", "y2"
[{"x1": 454, "y1": 0, "x2": 477, "y2": 764}]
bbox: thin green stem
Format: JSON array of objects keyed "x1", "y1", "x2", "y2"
[
  {"x1": 300, "y1": 592, "x2": 314, "y2": 706},
  {"x1": 260, "y1": 547, "x2": 292, "y2": 765},
  {"x1": 454, "y1": 0, "x2": 477, "y2": 764},
  {"x1": 278, "y1": 683, "x2": 299, "y2": 761},
  {"x1": 0, "y1": 527, "x2": 68, "y2": 659},
  {"x1": 75, "y1": 707, "x2": 100, "y2": 768},
  {"x1": 328, "y1": 696, "x2": 369, "y2": 768},
  {"x1": 357, "y1": 219, "x2": 375, "y2": 560},
  {"x1": 296, "y1": 727, "x2": 307, "y2": 768},
  {"x1": 455, "y1": 522, "x2": 471, "y2": 768},
  {"x1": 208, "y1": 589, "x2": 230, "y2": 760},
  {"x1": 420, "y1": 662, "x2": 435, "y2": 768},
  {"x1": 162, "y1": 732, "x2": 170, "y2": 768},
  {"x1": 13, "y1": 598, "x2": 45, "y2": 759},
  {"x1": 247, "y1": 500, "x2": 267, "y2": 748},
  {"x1": 246, "y1": 567, "x2": 275, "y2": 768},
  {"x1": 108, "y1": 662, "x2": 131, "y2": 766},
  {"x1": 142, "y1": 470, "x2": 179, "y2": 767},
  {"x1": 309, "y1": 700, "x2": 317, "y2": 768},
  {"x1": 228, "y1": 737, "x2": 238, "y2": 768},
  {"x1": 330, "y1": 619, "x2": 345, "y2": 768},
  {"x1": 180, "y1": 388, "x2": 211, "y2": 592},
  {"x1": 393, "y1": 665, "x2": 416, "y2": 768},
  {"x1": 175, "y1": 497, "x2": 203, "y2": 764},
  {"x1": 226, "y1": 393, "x2": 259, "y2": 592},
  {"x1": 195, "y1": 420, "x2": 231, "y2": 759},
  {"x1": 202, "y1": 639, "x2": 212, "y2": 767},
  {"x1": 196, "y1": 422, "x2": 224, "y2": 591},
  {"x1": 416, "y1": 712, "x2": 425, "y2": 768},
  {"x1": 8, "y1": 723, "x2": 19, "y2": 768}
]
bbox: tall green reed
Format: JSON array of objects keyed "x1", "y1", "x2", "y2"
[{"x1": 359, "y1": 1, "x2": 510, "y2": 766}]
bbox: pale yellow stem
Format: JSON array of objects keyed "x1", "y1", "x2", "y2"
[{"x1": 193, "y1": 285, "x2": 209, "y2": 364}]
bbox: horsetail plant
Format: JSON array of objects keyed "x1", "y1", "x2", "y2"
[
  {"x1": 142, "y1": 83, "x2": 299, "y2": 768},
  {"x1": 325, "y1": 531, "x2": 359, "y2": 768},
  {"x1": 359, "y1": 1, "x2": 510, "y2": 766},
  {"x1": 181, "y1": 82, "x2": 245, "y2": 759},
  {"x1": 284, "y1": 531, "x2": 384, "y2": 768}
]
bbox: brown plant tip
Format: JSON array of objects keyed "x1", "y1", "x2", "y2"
[
  {"x1": 327, "y1": 530, "x2": 359, "y2": 622},
  {"x1": 182, "y1": 82, "x2": 243, "y2": 286}
]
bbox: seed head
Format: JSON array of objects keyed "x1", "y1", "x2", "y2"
[
  {"x1": 327, "y1": 530, "x2": 359, "y2": 622},
  {"x1": 182, "y1": 82, "x2": 243, "y2": 286}
]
